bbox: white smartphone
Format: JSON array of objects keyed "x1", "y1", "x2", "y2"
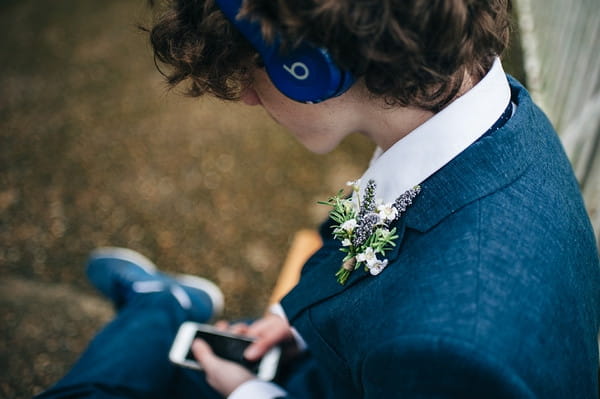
[{"x1": 169, "y1": 321, "x2": 281, "y2": 381}]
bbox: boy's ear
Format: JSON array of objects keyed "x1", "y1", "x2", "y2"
[{"x1": 214, "y1": 0, "x2": 355, "y2": 104}]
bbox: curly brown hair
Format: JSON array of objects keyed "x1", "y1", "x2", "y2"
[{"x1": 148, "y1": 0, "x2": 511, "y2": 111}]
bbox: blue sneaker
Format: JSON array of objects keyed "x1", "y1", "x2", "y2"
[{"x1": 86, "y1": 247, "x2": 224, "y2": 319}]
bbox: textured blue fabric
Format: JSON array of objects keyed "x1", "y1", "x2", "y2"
[{"x1": 281, "y1": 78, "x2": 600, "y2": 398}]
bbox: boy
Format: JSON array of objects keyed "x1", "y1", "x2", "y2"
[{"x1": 39, "y1": 0, "x2": 599, "y2": 397}]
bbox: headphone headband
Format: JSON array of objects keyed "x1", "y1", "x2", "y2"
[{"x1": 214, "y1": 0, "x2": 355, "y2": 103}]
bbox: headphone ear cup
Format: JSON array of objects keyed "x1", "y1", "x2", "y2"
[
  {"x1": 215, "y1": 0, "x2": 354, "y2": 103},
  {"x1": 262, "y1": 43, "x2": 354, "y2": 103}
]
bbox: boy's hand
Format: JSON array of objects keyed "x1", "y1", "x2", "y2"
[
  {"x1": 244, "y1": 313, "x2": 297, "y2": 361},
  {"x1": 193, "y1": 314, "x2": 296, "y2": 396},
  {"x1": 214, "y1": 314, "x2": 299, "y2": 361},
  {"x1": 192, "y1": 339, "x2": 254, "y2": 396}
]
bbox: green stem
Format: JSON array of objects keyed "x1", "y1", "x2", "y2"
[{"x1": 335, "y1": 267, "x2": 351, "y2": 284}]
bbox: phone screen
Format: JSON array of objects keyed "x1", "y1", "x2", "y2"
[{"x1": 185, "y1": 330, "x2": 261, "y2": 373}]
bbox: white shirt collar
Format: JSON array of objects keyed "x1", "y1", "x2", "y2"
[{"x1": 356, "y1": 57, "x2": 511, "y2": 204}]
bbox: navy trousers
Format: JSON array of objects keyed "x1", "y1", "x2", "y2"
[{"x1": 36, "y1": 291, "x2": 222, "y2": 399}]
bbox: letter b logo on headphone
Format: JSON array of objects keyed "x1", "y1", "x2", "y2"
[
  {"x1": 283, "y1": 62, "x2": 310, "y2": 81},
  {"x1": 215, "y1": 0, "x2": 354, "y2": 104}
]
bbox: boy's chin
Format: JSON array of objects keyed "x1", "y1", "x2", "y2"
[
  {"x1": 301, "y1": 140, "x2": 339, "y2": 155},
  {"x1": 291, "y1": 132, "x2": 346, "y2": 155}
]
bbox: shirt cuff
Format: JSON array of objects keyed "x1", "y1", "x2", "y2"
[
  {"x1": 268, "y1": 303, "x2": 308, "y2": 352},
  {"x1": 228, "y1": 379, "x2": 287, "y2": 399}
]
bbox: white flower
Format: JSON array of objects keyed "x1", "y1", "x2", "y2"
[
  {"x1": 368, "y1": 259, "x2": 389, "y2": 275},
  {"x1": 341, "y1": 199, "x2": 358, "y2": 214},
  {"x1": 346, "y1": 179, "x2": 361, "y2": 192},
  {"x1": 342, "y1": 238, "x2": 352, "y2": 247},
  {"x1": 356, "y1": 247, "x2": 377, "y2": 266},
  {"x1": 377, "y1": 202, "x2": 398, "y2": 222},
  {"x1": 340, "y1": 219, "x2": 358, "y2": 233},
  {"x1": 378, "y1": 227, "x2": 391, "y2": 237}
]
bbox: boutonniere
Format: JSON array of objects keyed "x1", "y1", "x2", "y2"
[{"x1": 319, "y1": 179, "x2": 421, "y2": 285}]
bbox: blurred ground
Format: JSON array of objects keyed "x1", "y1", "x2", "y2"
[{"x1": 0, "y1": 0, "x2": 525, "y2": 397}]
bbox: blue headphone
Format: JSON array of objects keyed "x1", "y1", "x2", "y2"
[{"x1": 214, "y1": 0, "x2": 355, "y2": 104}]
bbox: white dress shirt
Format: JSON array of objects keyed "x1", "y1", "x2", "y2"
[{"x1": 228, "y1": 58, "x2": 512, "y2": 399}]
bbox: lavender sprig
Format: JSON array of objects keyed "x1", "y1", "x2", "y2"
[
  {"x1": 357, "y1": 180, "x2": 377, "y2": 220},
  {"x1": 352, "y1": 212, "x2": 380, "y2": 247},
  {"x1": 393, "y1": 186, "x2": 421, "y2": 213}
]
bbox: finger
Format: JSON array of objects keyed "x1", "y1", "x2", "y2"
[
  {"x1": 246, "y1": 318, "x2": 266, "y2": 337},
  {"x1": 192, "y1": 339, "x2": 219, "y2": 369},
  {"x1": 214, "y1": 320, "x2": 229, "y2": 331},
  {"x1": 192, "y1": 339, "x2": 256, "y2": 397},
  {"x1": 242, "y1": 315, "x2": 290, "y2": 361},
  {"x1": 244, "y1": 337, "x2": 277, "y2": 361},
  {"x1": 248, "y1": 315, "x2": 290, "y2": 342},
  {"x1": 246, "y1": 317, "x2": 276, "y2": 337},
  {"x1": 229, "y1": 322, "x2": 250, "y2": 335},
  {"x1": 244, "y1": 329, "x2": 287, "y2": 361}
]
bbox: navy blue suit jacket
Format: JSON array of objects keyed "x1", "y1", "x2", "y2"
[{"x1": 280, "y1": 78, "x2": 600, "y2": 398}]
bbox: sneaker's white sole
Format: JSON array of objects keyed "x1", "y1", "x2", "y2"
[
  {"x1": 89, "y1": 247, "x2": 158, "y2": 274},
  {"x1": 176, "y1": 274, "x2": 225, "y2": 318}
]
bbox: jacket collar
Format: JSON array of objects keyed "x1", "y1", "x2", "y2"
[
  {"x1": 405, "y1": 78, "x2": 537, "y2": 232},
  {"x1": 357, "y1": 58, "x2": 511, "y2": 205}
]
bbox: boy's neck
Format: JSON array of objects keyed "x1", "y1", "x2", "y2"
[{"x1": 357, "y1": 71, "x2": 478, "y2": 151}]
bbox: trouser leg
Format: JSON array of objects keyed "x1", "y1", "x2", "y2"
[{"x1": 35, "y1": 290, "x2": 221, "y2": 399}]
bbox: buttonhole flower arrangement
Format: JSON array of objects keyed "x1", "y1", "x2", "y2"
[{"x1": 319, "y1": 179, "x2": 421, "y2": 285}]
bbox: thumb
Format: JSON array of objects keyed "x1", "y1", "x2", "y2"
[
  {"x1": 244, "y1": 328, "x2": 288, "y2": 361},
  {"x1": 244, "y1": 336, "x2": 275, "y2": 361},
  {"x1": 244, "y1": 315, "x2": 292, "y2": 361},
  {"x1": 191, "y1": 339, "x2": 218, "y2": 369},
  {"x1": 190, "y1": 338, "x2": 256, "y2": 397}
]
